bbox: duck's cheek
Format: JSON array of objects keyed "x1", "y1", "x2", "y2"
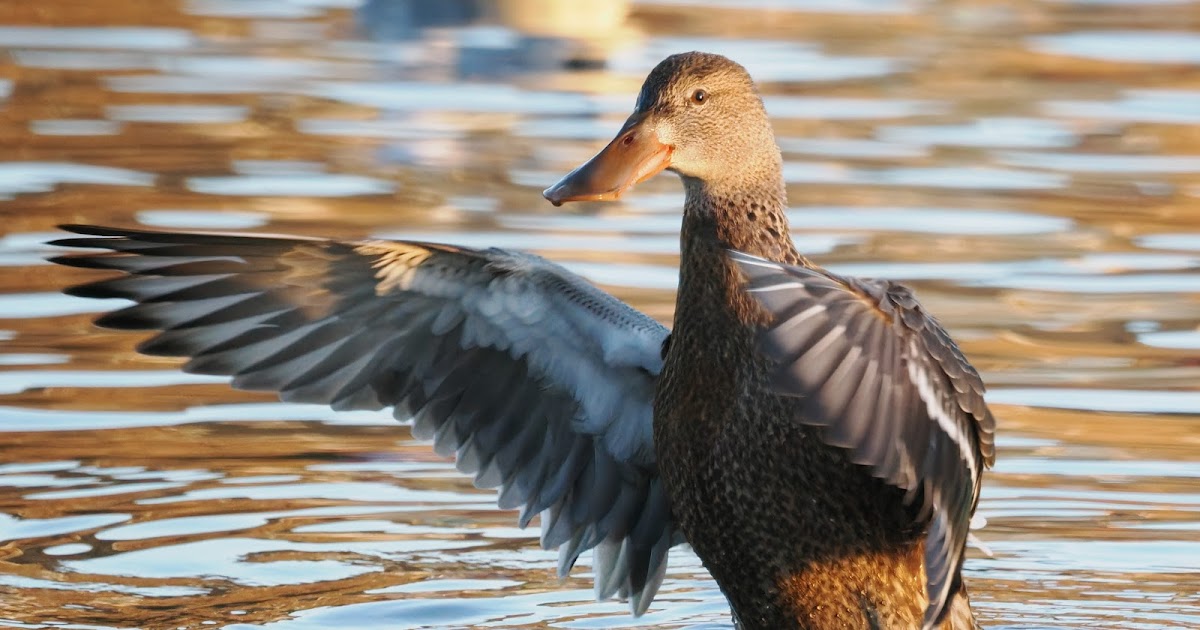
[
  {"x1": 654, "y1": 121, "x2": 680, "y2": 151},
  {"x1": 653, "y1": 127, "x2": 705, "y2": 178},
  {"x1": 659, "y1": 147, "x2": 704, "y2": 180}
]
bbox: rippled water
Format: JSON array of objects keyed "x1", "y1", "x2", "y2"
[{"x1": 1, "y1": 0, "x2": 1199, "y2": 628}]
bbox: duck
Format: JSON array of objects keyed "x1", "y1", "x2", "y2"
[{"x1": 51, "y1": 51, "x2": 995, "y2": 630}]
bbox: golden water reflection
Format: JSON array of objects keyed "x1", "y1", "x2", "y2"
[{"x1": 1, "y1": 0, "x2": 1198, "y2": 628}]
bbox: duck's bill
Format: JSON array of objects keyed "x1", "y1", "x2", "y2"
[{"x1": 543, "y1": 115, "x2": 673, "y2": 206}]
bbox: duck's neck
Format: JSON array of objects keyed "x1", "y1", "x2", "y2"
[
  {"x1": 679, "y1": 174, "x2": 802, "y2": 264},
  {"x1": 673, "y1": 173, "x2": 807, "y2": 332}
]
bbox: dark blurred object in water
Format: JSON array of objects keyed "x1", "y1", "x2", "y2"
[{"x1": 356, "y1": 0, "x2": 625, "y2": 78}]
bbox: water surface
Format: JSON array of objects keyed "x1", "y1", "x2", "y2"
[{"x1": 1, "y1": 0, "x2": 1198, "y2": 628}]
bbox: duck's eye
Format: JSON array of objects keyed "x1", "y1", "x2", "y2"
[{"x1": 691, "y1": 89, "x2": 707, "y2": 104}]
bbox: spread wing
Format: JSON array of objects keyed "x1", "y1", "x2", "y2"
[
  {"x1": 50, "y1": 224, "x2": 678, "y2": 615},
  {"x1": 729, "y1": 250, "x2": 996, "y2": 630}
]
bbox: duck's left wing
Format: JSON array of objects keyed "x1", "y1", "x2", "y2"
[{"x1": 728, "y1": 250, "x2": 996, "y2": 630}]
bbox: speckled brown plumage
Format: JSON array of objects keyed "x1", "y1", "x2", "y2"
[{"x1": 649, "y1": 52, "x2": 981, "y2": 629}]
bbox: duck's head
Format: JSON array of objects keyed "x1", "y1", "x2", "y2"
[{"x1": 544, "y1": 51, "x2": 779, "y2": 206}]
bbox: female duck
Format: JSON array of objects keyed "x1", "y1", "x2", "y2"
[{"x1": 54, "y1": 52, "x2": 993, "y2": 629}]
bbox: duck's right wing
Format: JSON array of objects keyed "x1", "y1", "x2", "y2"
[{"x1": 50, "y1": 224, "x2": 677, "y2": 615}]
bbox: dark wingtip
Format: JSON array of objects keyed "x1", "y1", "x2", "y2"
[
  {"x1": 48, "y1": 225, "x2": 136, "y2": 250},
  {"x1": 46, "y1": 239, "x2": 116, "y2": 251},
  {"x1": 63, "y1": 282, "x2": 117, "y2": 299},
  {"x1": 52, "y1": 224, "x2": 201, "y2": 246},
  {"x1": 55, "y1": 224, "x2": 129, "y2": 238},
  {"x1": 46, "y1": 254, "x2": 80, "y2": 267},
  {"x1": 57, "y1": 223, "x2": 96, "y2": 233},
  {"x1": 94, "y1": 309, "x2": 155, "y2": 330}
]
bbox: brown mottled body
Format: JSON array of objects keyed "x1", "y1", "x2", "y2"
[{"x1": 654, "y1": 180, "x2": 927, "y2": 629}]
